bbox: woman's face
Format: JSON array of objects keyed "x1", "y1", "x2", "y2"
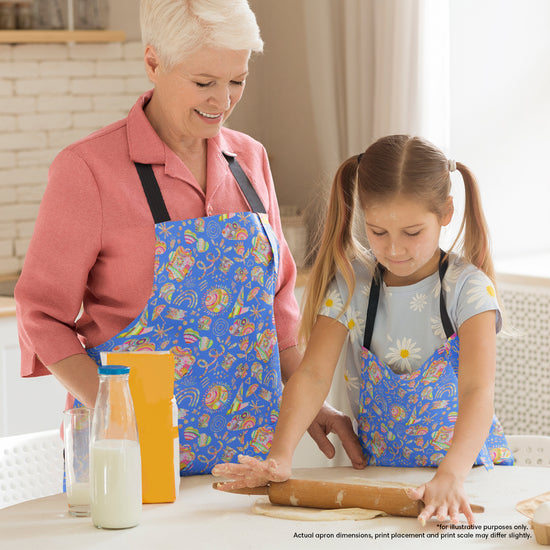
[
  {"x1": 145, "y1": 45, "x2": 250, "y2": 142},
  {"x1": 364, "y1": 195, "x2": 453, "y2": 286}
]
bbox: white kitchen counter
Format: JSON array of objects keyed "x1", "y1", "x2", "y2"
[{"x1": 0, "y1": 465, "x2": 547, "y2": 550}]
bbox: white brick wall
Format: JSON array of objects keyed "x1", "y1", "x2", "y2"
[{"x1": 0, "y1": 41, "x2": 150, "y2": 276}]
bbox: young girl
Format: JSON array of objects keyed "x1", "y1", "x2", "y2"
[{"x1": 213, "y1": 135, "x2": 513, "y2": 525}]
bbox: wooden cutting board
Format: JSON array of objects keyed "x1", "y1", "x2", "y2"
[{"x1": 516, "y1": 491, "x2": 550, "y2": 519}]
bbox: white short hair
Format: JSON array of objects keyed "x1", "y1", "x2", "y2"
[{"x1": 140, "y1": 0, "x2": 264, "y2": 69}]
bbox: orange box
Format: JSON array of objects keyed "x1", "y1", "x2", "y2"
[{"x1": 101, "y1": 351, "x2": 178, "y2": 503}]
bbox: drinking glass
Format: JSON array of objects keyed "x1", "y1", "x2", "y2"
[{"x1": 63, "y1": 407, "x2": 92, "y2": 517}]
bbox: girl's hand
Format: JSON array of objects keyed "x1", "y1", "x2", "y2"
[
  {"x1": 211, "y1": 455, "x2": 291, "y2": 491},
  {"x1": 406, "y1": 470, "x2": 475, "y2": 526}
]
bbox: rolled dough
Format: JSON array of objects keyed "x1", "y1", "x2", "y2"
[{"x1": 252, "y1": 498, "x2": 386, "y2": 521}]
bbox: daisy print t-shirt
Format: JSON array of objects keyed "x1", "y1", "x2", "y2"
[{"x1": 319, "y1": 252, "x2": 502, "y2": 418}]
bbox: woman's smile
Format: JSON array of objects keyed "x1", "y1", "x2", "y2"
[{"x1": 194, "y1": 109, "x2": 224, "y2": 123}]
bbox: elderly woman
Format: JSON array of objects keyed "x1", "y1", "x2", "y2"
[{"x1": 15, "y1": 0, "x2": 363, "y2": 475}]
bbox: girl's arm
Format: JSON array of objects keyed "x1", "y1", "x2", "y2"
[
  {"x1": 408, "y1": 310, "x2": 497, "y2": 525},
  {"x1": 212, "y1": 315, "x2": 350, "y2": 489},
  {"x1": 279, "y1": 346, "x2": 366, "y2": 468}
]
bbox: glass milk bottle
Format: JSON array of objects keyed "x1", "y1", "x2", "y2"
[{"x1": 90, "y1": 365, "x2": 142, "y2": 529}]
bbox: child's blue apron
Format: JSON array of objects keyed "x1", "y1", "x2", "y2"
[
  {"x1": 84, "y1": 154, "x2": 283, "y2": 475},
  {"x1": 357, "y1": 251, "x2": 514, "y2": 468}
]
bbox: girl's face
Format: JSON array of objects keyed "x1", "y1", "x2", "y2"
[{"x1": 364, "y1": 195, "x2": 453, "y2": 286}]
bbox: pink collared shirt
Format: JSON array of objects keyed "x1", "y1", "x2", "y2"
[{"x1": 16, "y1": 90, "x2": 300, "y2": 377}]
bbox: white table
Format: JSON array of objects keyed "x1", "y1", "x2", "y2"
[{"x1": 0, "y1": 466, "x2": 548, "y2": 550}]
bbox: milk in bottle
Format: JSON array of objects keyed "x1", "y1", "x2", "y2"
[{"x1": 90, "y1": 365, "x2": 142, "y2": 529}]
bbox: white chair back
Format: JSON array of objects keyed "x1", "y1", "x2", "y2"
[{"x1": 0, "y1": 429, "x2": 63, "y2": 509}]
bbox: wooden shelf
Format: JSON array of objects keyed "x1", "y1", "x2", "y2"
[{"x1": 0, "y1": 30, "x2": 126, "y2": 44}]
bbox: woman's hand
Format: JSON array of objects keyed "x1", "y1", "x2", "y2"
[
  {"x1": 307, "y1": 402, "x2": 367, "y2": 470},
  {"x1": 211, "y1": 455, "x2": 291, "y2": 491},
  {"x1": 406, "y1": 470, "x2": 475, "y2": 526}
]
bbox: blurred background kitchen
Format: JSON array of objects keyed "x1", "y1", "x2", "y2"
[{"x1": 0, "y1": 1, "x2": 549, "y2": 451}]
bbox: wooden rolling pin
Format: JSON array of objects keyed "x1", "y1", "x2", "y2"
[{"x1": 213, "y1": 478, "x2": 485, "y2": 517}]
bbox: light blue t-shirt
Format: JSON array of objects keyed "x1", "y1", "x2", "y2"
[{"x1": 319, "y1": 252, "x2": 502, "y2": 418}]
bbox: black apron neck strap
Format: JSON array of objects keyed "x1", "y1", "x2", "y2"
[
  {"x1": 222, "y1": 152, "x2": 266, "y2": 214},
  {"x1": 362, "y1": 249, "x2": 454, "y2": 351},
  {"x1": 362, "y1": 263, "x2": 384, "y2": 350},
  {"x1": 134, "y1": 154, "x2": 266, "y2": 224},
  {"x1": 438, "y1": 250, "x2": 454, "y2": 339},
  {"x1": 134, "y1": 162, "x2": 171, "y2": 223}
]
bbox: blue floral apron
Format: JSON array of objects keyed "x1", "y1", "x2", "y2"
[
  {"x1": 85, "y1": 154, "x2": 283, "y2": 475},
  {"x1": 357, "y1": 252, "x2": 514, "y2": 468}
]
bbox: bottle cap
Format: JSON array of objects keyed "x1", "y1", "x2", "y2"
[{"x1": 98, "y1": 365, "x2": 130, "y2": 375}]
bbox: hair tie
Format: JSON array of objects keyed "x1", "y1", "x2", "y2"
[
  {"x1": 448, "y1": 159, "x2": 457, "y2": 172},
  {"x1": 357, "y1": 153, "x2": 363, "y2": 165}
]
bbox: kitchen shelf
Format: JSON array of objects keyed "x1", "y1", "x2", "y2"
[{"x1": 0, "y1": 30, "x2": 126, "y2": 43}]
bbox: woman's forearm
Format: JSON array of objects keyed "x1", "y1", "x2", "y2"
[{"x1": 46, "y1": 353, "x2": 100, "y2": 409}]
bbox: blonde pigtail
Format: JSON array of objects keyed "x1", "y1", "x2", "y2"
[
  {"x1": 455, "y1": 162, "x2": 496, "y2": 286},
  {"x1": 447, "y1": 161, "x2": 508, "y2": 327},
  {"x1": 298, "y1": 156, "x2": 361, "y2": 347}
]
